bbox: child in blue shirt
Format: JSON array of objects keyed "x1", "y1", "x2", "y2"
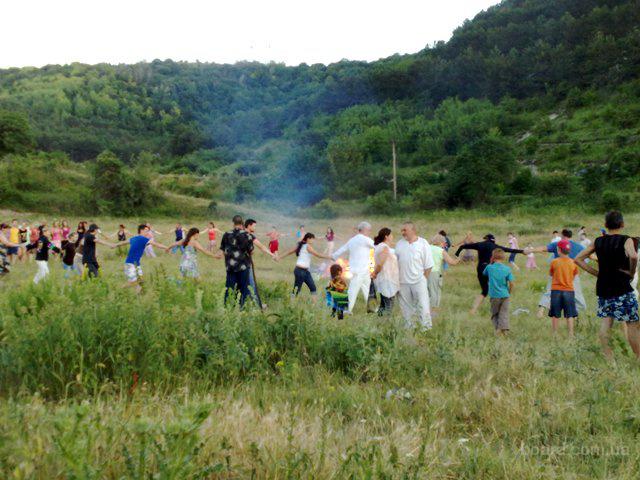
[{"x1": 483, "y1": 249, "x2": 515, "y2": 335}]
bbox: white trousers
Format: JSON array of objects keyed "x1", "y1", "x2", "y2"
[
  {"x1": 399, "y1": 277, "x2": 432, "y2": 329},
  {"x1": 539, "y1": 275, "x2": 587, "y2": 310},
  {"x1": 34, "y1": 260, "x2": 49, "y2": 284},
  {"x1": 348, "y1": 272, "x2": 371, "y2": 313}
]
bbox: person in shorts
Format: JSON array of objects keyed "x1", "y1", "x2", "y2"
[
  {"x1": 548, "y1": 239, "x2": 578, "y2": 337},
  {"x1": 483, "y1": 249, "x2": 514, "y2": 336},
  {"x1": 575, "y1": 211, "x2": 640, "y2": 359},
  {"x1": 115, "y1": 224, "x2": 168, "y2": 293}
]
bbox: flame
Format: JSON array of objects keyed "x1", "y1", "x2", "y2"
[
  {"x1": 336, "y1": 258, "x2": 353, "y2": 280},
  {"x1": 369, "y1": 248, "x2": 376, "y2": 274},
  {"x1": 333, "y1": 249, "x2": 375, "y2": 281}
]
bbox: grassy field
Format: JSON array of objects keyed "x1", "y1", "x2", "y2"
[{"x1": 1, "y1": 209, "x2": 640, "y2": 479}]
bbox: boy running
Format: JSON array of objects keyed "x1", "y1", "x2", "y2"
[
  {"x1": 115, "y1": 224, "x2": 168, "y2": 293},
  {"x1": 549, "y1": 239, "x2": 579, "y2": 337},
  {"x1": 483, "y1": 249, "x2": 514, "y2": 336}
]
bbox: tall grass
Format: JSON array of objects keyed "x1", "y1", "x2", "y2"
[{"x1": 2, "y1": 212, "x2": 640, "y2": 477}]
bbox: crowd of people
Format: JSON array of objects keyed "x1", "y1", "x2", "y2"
[{"x1": 1, "y1": 211, "x2": 639, "y2": 360}]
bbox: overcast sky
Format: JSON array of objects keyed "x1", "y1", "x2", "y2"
[{"x1": 1, "y1": 0, "x2": 500, "y2": 68}]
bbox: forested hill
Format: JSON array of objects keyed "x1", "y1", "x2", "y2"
[{"x1": 1, "y1": 0, "x2": 640, "y2": 214}]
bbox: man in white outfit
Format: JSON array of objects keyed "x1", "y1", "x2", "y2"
[
  {"x1": 332, "y1": 221, "x2": 374, "y2": 313},
  {"x1": 395, "y1": 222, "x2": 434, "y2": 330}
]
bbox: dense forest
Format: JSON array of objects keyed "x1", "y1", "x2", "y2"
[{"x1": 1, "y1": 0, "x2": 639, "y2": 215}]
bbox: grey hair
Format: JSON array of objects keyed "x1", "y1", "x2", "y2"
[{"x1": 357, "y1": 221, "x2": 371, "y2": 232}]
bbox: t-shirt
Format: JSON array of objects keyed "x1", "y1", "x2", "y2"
[
  {"x1": 61, "y1": 240, "x2": 76, "y2": 266},
  {"x1": 430, "y1": 245, "x2": 444, "y2": 275},
  {"x1": 332, "y1": 234, "x2": 375, "y2": 275},
  {"x1": 175, "y1": 228, "x2": 184, "y2": 241},
  {"x1": 550, "y1": 257, "x2": 578, "y2": 291},
  {"x1": 125, "y1": 235, "x2": 151, "y2": 265},
  {"x1": 82, "y1": 233, "x2": 97, "y2": 265},
  {"x1": 483, "y1": 263, "x2": 514, "y2": 298},
  {"x1": 9, "y1": 227, "x2": 19, "y2": 243},
  {"x1": 220, "y1": 228, "x2": 254, "y2": 272},
  {"x1": 34, "y1": 235, "x2": 59, "y2": 261},
  {"x1": 395, "y1": 237, "x2": 434, "y2": 284},
  {"x1": 547, "y1": 239, "x2": 584, "y2": 259}
]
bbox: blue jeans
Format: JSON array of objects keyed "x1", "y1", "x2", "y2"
[
  {"x1": 225, "y1": 269, "x2": 251, "y2": 307},
  {"x1": 247, "y1": 266, "x2": 263, "y2": 308}
]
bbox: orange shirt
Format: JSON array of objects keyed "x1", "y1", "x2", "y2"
[{"x1": 550, "y1": 257, "x2": 578, "y2": 291}]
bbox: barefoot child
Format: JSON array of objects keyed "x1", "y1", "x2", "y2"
[
  {"x1": 549, "y1": 239, "x2": 578, "y2": 337},
  {"x1": 526, "y1": 244, "x2": 538, "y2": 270},
  {"x1": 483, "y1": 249, "x2": 514, "y2": 336},
  {"x1": 326, "y1": 263, "x2": 348, "y2": 319}
]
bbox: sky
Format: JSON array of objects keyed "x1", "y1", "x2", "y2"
[{"x1": 1, "y1": 0, "x2": 500, "y2": 68}]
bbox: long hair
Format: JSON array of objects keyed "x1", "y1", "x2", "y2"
[
  {"x1": 374, "y1": 228, "x2": 391, "y2": 246},
  {"x1": 183, "y1": 228, "x2": 200, "y2": 247},
  {"x1": 296, "y1": 233, "x2": 315, "y2": 256}
]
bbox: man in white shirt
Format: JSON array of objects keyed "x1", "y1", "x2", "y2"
[
  {"x1": 395, "y1": 222, "x2": 434, "y2": 330},
  {"x1": 332, "y1": 221, "x2": 375, "y2": 313}
]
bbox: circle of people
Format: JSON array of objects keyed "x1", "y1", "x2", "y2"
[{"x1": 0, "y1": 210, "x2": 638, "y2": 360}]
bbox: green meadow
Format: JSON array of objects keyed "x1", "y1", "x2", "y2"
[{"x1": 1, "y1": 210, "x2": 639, "y2": 479}]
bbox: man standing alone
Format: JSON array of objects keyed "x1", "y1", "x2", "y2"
[
  {"x1": 395, "y1": 222, "x2": 434, "y2": 330},
  {"x1": 332, "y1": 221, "x2": 375, "y2": 314},
  {"x1": 220, "y1": 215, "x2": 254, "y2": 307}
]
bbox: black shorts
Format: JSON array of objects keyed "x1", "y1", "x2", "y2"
[{"x1": 549, "y1": 290, "x2": 578, "y2": 318}]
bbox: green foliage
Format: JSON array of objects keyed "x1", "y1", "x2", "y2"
[
  {"x1": 1, "y1": 0, "x2": 640, "y2": 210},
  {"x1": 446, "y1": 133, "x2": 516, "y2": 207},
  {"x1": 0, "y1": 109, "x2": 34, "y2": 155},
  {"x1": 0, "y1": 153, "x2": 91, "y2": 213},
  {"x1": 91, "y1": 150, "x2": 165, "y2": 215},
  {"x1": 307, "y1": 198, "x2": 339, "y2": 219}
]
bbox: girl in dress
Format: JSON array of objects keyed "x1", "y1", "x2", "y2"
[
  {"x1": 167, "y1": 227, "x2": 219, "y2": 279},
  {"x1": 51, "y1": 221, "x2": 63, "y2": 249},
  {"x1": 526, "y1": 243, "x2": 538, "y2": 270},
  {"x1": 61, "y1": 220, "x2": 71, "y2": 241},
  {"x1": 372, "y1": 228, "x2": 400, "y2": 315}
]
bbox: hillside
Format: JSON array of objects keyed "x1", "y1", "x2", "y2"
[{"x1": 1, "y1": 0, "x2": 639, "y2": 214}]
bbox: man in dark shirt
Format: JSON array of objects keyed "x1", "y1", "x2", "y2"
[
  {"x1": 82, "y1": 224, "x2": 116, "y2": 278},
  {"x1": 575, "y1": 211, "x2": 640, "y2": 360},
  {"x1": 220, "y1": 215, "x2": 254, "y2": 307}
]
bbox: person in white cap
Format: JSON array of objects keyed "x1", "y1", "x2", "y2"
[
  {"x1": 395, "y1": 222, "x2": 434, "y2": 330},
  {"x1": 332, "y1": 221, "x2": 374, "y2": 313}
]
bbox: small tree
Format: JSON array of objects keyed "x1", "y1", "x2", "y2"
[
  {"x1": 447, "y1": 131, "x2": 516, "y2": 206},
  {"x1": 0, "y1": 110, "x2": 34, "y2": 156}
]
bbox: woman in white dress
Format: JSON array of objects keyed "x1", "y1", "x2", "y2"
[{"x1": 372, "y1": 228, "x2": 400, "y2": 315}]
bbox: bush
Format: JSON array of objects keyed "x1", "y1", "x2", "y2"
[
  {"x1": 601, "y1": 191, "x2": 623, "y2": 211},
  {"x1": 307, "y1": 198, "x2": 338, "y2": 219},
  {"x1": 536, "y1": 172, "x2": 578, "y2": 197},
  {"x1": 365, "y1": 191, "x2": 397, "y2": 215}
]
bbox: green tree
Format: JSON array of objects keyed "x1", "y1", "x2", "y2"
[
  {"x1": 446, "y1": 132, "x2": 516, "y2": 206},
  {"x1": 0, "y1": 110, "x2": 34, "y2": 156}
]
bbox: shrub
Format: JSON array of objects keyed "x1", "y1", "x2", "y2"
[
  {"x1": 601, "y1": 191, "x2": 623, "y2": 211},
  {"x1": 307, "y1": 198, "x2": 338, "y2": 219}
]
